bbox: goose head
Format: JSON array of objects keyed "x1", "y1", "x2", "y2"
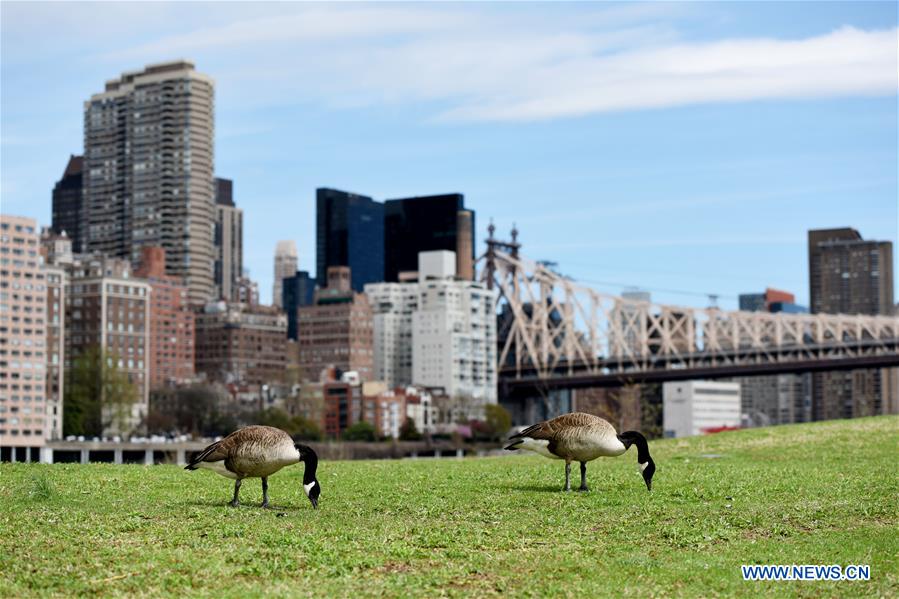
[
  {"x1": 639, "y1": 458, "x2": 656, "y2": 492},
  {"x1": 296, "y1": 443, "x2": 321, "y2": 509}
]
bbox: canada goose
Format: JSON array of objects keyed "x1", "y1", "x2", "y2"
[
  {"x1": 185, "y1": 425, "x2": 321, "y2": 509},
  {"x1": 505, "y1": 412, "x2": 655, "y2": 492}
]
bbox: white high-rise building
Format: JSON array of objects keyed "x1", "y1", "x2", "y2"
[
  {"x1": 366, "y1": 250, "x2": 498, "y2": 417},
  {"x1": 365, "y1": 283, "x2": 418, "y2": 389},
  {"x1": 663, "y1": 381, "x2": 741, "y2": 438},
  {"x1": 273, "y1": 240, "x2": 298, "y2": 308},
  {"x1": 413, "y1": 251, "x2": 497, "y2": 414}
]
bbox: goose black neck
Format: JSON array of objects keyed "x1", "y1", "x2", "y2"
[
  {"x1": 299, "y1": 446, "x2": 318, "y2": 484},
  {"x1": 619, "y1": 431, "x2": 652, "y2": 464}
]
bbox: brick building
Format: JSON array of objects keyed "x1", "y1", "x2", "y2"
[
  {"x1": 134, "y1": 247, "x2": 195, "y2": 389},
  {"x1": 195, "y1": 302, "x2": 287, "y2": 387},
  {"x1": 64, "y1": 254, "x2": 151, "y2": 436},
  {"x1": 297, "y1": 267, "x2": 373, "y2": 382}
]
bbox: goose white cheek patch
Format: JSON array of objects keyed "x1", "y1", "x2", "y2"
[
  {"x1": 304, "y1": 481, "x2": 316, "y2": 496},
  {"x1": 640, "y1": 462, "x2": 649, "y2": 472}
]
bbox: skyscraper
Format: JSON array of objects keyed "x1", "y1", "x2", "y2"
[
  {"x1": 808, "y1": 228, "x2": 895, "y2": 419},
  {"x1": 51, "y1": 155, "x2": 85, "y2": 253},
  {"x1": 273, "y1": 240, "x2": 298, "y2": 308},
  {"x1": 383, "y1": 194, "x2": 475, "y2": 282},
  {"x1": 82, "y1": 60, "x2": 216, "y2": 304},
  {"x1": 214, "y1": 177, "x2": 243, "y2": 302},
  {"x1": 316, "y1": 188, "x2": 384, "y2": 292}
]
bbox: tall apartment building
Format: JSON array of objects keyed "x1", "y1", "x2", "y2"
[
  {"x1": 195, "y1": 302, "x2": 287, "y2": 387},
  {"x1": 662, "y1": 381, "x2": 742, "y2": 438},
  {"x1": 316, "y1": 188, "x2": 384, "y2": 292},
  {"x1": 273, "y1": 240, "x2": 298, "y2": 308},
  {"x1": 0, "y1": 216, "x2": 48, "y2": 459},
  {"x1": 64, "y1": 255, "x2": 151, "y2": 436},
  {"x1": 384, "y1": 194, "x2": 475, "y2": 281},
  {"x1": 365, "y1": 282, "x2": 419, "y2": 389},
  {"x1": 736, "y1": 288, "x2": 811, "y2": 426},
  {"x1": 412, "y1": 251, "x2": 498, "y2": 414},
  {"x1": 297, "y1": 267, "x2": 374, "y2": 382},
  {"x1": 808, "y1": 228, "x2": 896, "y2": 419},
  {"x1": 134, "y1": 247, "x2": 195, "y2": 389},
  {"x1": 213, "y1": 177, "x2": 243, "y2": 302},
  {"x1": 40, "y1": 231, "x2": 69, "y2": 442},
  {"x1": 51, "y1": 155, "x2": 85, "y2": 252},
  {"x1": 82, "y1": 60, "x2": 216, "y2": 304}
]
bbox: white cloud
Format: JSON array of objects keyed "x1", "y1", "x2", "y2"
[
  {"x1": 5, "y1": 3, "x2": 897, "y2": 124},
  {"x1": 89, "y1": 3, "x2": 899, "y2": 123}
]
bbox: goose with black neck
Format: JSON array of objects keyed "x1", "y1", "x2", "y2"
[
  {"x1": 505, "y1": 412, "x2": 656, "y2": 492},
  {"x1": 185, "y1": 425, "x2": 321, "y2": 509}
]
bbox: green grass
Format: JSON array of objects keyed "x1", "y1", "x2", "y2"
[{"x1": 1, "y1": 416, "x2": 897, "y2": 598}]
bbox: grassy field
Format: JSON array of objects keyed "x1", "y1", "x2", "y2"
[{"x1": 1, "y1": 416, "x2": 897, "y2": 598}]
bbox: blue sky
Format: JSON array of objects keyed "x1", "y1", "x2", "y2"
[{"x1": 2, "y1": 1, "x2": 897, "y2": 308}]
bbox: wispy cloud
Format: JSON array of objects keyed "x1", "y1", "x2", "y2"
[{"x1": 90, "y1": 4, "x2": 899, "y2": 122}]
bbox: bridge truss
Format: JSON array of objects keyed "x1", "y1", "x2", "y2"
[{"x1": 481, "y1": 234, "x2": 899, "y2": 390}]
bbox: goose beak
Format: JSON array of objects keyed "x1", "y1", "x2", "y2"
[{"x1": 310, "y1": 496, "x2": 318, "y2": 509}]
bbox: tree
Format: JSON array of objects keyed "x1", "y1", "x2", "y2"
[
  {"x1": 64, "y1": 347, "x2": 138, "y2": 437},
  {"x1": 343, "y1": 421, "x2": 376, "y2": 442},
  {"x1": 289, "y1": 415, "x2": 322, "y2": 441},
  {"x1": 483, "y1": 404, "x2": 512, "y2": 441},
  {"x1": 255, "y1": 407, "x2": 293, "y2": 431},
  {"x1": 398, "y1": 417, "x2": 422, "y2": 441}
]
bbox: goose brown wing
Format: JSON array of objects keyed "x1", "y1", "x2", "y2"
[{"x1": 510, "y1": 412, "x2": 608, "y2": 441}]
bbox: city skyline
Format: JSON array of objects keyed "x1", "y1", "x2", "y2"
[{"x1": 2, "y1": 2, "x2": 897, "y2": 308}]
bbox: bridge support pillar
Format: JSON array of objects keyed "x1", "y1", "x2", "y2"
[
  {"x1": 456, "y1": 448, "x2": 464, "y2": 459},
  {"x1": 80, "y1": 449, "x2": 89, "y2": 464},
  {"x1": 176, "y1": 449, "x2": 186, "y2": 465},
  {"x1": 433, "y1": 450, "x2": 440, "y2": 459},
  {"x1": 410, "y1": 451, "x2": 418, "y2": 459},
  {"x1": 113, "y1": 449, "x2": 123, "y2": 465},
  {"x1": 40, "y1": 447, "x2": 54, "y2": 464},
  {"x1": 144, "y1": 450, "x2": 154, "y2": 465}
]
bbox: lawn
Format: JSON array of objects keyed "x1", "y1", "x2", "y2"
[{"x1": 1, "y1": 416, "x2": 897, "y2": 598}]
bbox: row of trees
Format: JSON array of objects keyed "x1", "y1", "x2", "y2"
[{"x1": 63, "y1": 348, "x2": 514, "y2": 443}]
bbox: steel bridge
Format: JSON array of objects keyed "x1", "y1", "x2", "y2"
[{"x1": 481, "y1": 228, "x2": 899, "y2": 394}]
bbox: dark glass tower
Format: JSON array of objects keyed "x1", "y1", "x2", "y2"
[
  {"x1": 51, "y1": 155, "x2": 85, "y2": 252},
  {"x1": 383, "y1": 193, "x2": 475, "y2": 282},
  {"x1": 316, "y1": 188, "x2": 384, "y2": 292},
  {"x1": 282, "y1": 271, "x2": 316, "y2": 340}
]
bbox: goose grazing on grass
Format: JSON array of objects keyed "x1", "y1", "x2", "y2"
[
  {"x1": 505, "y1": 412, "x2": 655, "y2": 492},
  {"x1": 185, "y1": 425, "x2": 320, "y2": 509}
]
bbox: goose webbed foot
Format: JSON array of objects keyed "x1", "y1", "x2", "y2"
[
  {"x1": 229, "y1": 499, "x2": 240, "y2": 508},
  {"x1": 577, "y1": 485, "x2": 590, "y2": 492}
]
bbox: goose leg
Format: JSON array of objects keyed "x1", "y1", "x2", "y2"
[
  {"x1": 564, "y1": 462, "x2": 572, "y2": 492},
  {"x1": 230, "y1": 479, "x2": 242, "y2": 508},
  {"x1": 261, "y1": 477, "x2": 269, "y2": 508},
  {"x1": 578, "y1": 462, "x2": 589, "y2": 492}
]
